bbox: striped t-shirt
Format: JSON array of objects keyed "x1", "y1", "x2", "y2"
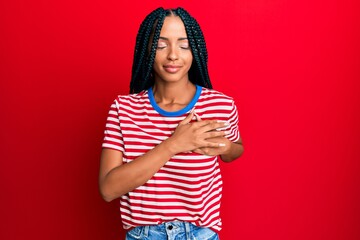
[{"x1": 102, "y1": 85, "x2": 240, "y2": 232}]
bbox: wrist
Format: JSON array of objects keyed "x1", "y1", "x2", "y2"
[
  {"x1": 161, "y1": 137, "x2": 179, "y2": 156},
  {"x1": 162, "y1": 137, "x2": 182, "y2": 156}
]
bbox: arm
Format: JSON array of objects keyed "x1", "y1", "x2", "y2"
[
  {"x1": 220, "y1": 138, "x2": 244, "y2": 162},
  {"x1": 99, "y1": 140, "x2": 175, "y2": 202},
  {"x1": 99, "y1": 111, "x2": 228, "y2": 202}
]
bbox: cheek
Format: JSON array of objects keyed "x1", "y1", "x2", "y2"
[
  {"x1": 153, "y1": 54, "x2": 162, "y2": 68},
  {"x1": 186, "y1": 54, "x2": 193, "y2": 67},
  {"x1": 187, "y1": 51, "x2": 193, "y2": 61},
  {"x1": 154, "y1": 51, "x2": 166, "y2": 64}
]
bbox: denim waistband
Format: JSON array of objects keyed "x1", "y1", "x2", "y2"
[
  {"x1": 143, "y1": 221, "x2": 191, "y2": 239},
  {"x1": 126, "y1": 221, "x2": 219, "y2": 240}
]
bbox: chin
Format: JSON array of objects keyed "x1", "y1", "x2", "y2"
[{"x1": 157, "y1": 73, "x2": 189, "y2": 83}]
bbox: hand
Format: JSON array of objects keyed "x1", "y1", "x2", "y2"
[
  {"x1": 193, "y1": 136, "x2": 231, "y2": 156},
  {"x1": 165, "y1": 110, "x2": 229, "y2": 154},
  {"x1": 191, "y1": 111, "x2": 231, "y2": 156}
]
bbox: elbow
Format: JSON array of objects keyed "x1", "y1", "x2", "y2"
[
  {"x1": 101, "y1": 193, "x2": 114, "y2": 203},
  {"x1": 99, "y1": 183, "x2": 116, "y2": 202},
  {"x1": 220, "y1": 155, "x2": 237, "y2": 163},
  {"x1": 236, "y1": 146, "x2": 244, "y2": 159},
  {"x1": 220, "y1": 145, "x2": 244, "y2": 163}
]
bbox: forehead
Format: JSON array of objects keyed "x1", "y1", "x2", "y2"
[{"x1": 159, "y1": 16, "x2": 187, "y2": 38}]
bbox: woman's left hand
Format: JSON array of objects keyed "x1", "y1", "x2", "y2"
[{"x1": 192, "y1": 136, "x2": 231, "y2": 156}]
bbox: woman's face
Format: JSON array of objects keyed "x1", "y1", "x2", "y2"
[{"x1": 153, "y1": 16, "x2": 193, "y2": 84}]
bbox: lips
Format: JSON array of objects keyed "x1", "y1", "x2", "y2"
[{"x1": 163, "y1": 65, "x2": 182, "y2": 73}]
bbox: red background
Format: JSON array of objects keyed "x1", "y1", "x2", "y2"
[{"x1": 1, "y1": 0, "x2": 359, "y2": 239}]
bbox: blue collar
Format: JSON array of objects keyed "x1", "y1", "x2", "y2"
[{"x1": 148, "y1": 85, "x2": 202, "y2": 117}]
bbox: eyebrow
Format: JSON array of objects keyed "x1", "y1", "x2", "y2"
[{"x1": 159, "y1": 37, "x2": 188, "y2": 41}]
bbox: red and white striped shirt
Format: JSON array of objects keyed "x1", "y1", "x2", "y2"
[{"x1": 102, "y1": 85, "x2": 240, "y2": 232}]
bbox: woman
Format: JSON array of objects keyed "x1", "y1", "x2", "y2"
[{"x1": 99, "y1": 7, "x2": 244, "y2": 240}]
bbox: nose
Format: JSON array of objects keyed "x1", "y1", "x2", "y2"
[{"x1": 167, "y1": 46, "x2": 179, "y2": 61}]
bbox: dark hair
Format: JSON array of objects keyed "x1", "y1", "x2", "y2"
[{"x1": 129, "y1": 7, "x2": 212, "y2": 93}]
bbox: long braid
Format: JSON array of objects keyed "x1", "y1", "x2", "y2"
[
  {"x1": 129, "y1": 7, "x2": 212, "y2": 93},
  {"x1": 142, "y1": 12, "x2": 166, "y2": 91},
  {"x1": 130, "y1": 8, "x2": 165, "y2": 93},
  {"x1": 175, "y1": 8, "x2": 212, "y2": 89}
]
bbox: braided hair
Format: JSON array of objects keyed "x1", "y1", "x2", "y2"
[{"x1": 129, "y1": 7, "x2": 212, "y2": 93}]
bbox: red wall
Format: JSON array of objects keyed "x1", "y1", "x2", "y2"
[{"x1": 1, "y1": 1, "x2": 359, "y2": 239}]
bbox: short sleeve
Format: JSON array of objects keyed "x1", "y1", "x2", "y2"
[
  {"x1": 102, "y1": 99, "x2": 125, "y2": 153},
  {"x1": 226, "y1": 100, "x2": 241, "y2": 142}
]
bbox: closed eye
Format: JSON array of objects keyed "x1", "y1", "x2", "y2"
[
  {"x1": 180, "y1": 45, "x2": 190, "y2": 50},
  {"x1": 156, "y1": 43, "x2": 167, "y2": 49}
]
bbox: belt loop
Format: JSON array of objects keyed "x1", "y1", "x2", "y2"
[
  {"x1": 184, "y1": 222, "x2": 191, "y2": 240},
  {"x1": 144, "y1": 226, "x2": 150, "y2": 237}
]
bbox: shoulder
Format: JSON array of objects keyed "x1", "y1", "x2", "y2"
[
  {"x1": 113, "y1": 90, "x2": 149, "y2": 105},
  {"x1": 196, "y1": 87, "x2": 238, "y2": 120},
  {"x1": 200, "y1": 87, "x2": 235, "y2": 102}
]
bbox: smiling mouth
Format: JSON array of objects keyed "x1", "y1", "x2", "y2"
[{"x1": 163, "y1": 65, "x2": 181, "y2": 73}]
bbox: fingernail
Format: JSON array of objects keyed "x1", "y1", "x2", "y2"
[
  {"x1": 224, "y1": 122, "x2": 230, "y2": 126},
  {"x1": 225, "y1": 131, "x2": 231, "y2": 135},
  {"x1": 190, "y1": 107, "x2": 195, "y2": 113},
  {"x1": 219, "y1": 143, "x2": 226, "y2": 147}
]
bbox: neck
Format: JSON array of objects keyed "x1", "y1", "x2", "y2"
[{"x1": 152, "y1": 81, "x2": 196, "y2": 105}]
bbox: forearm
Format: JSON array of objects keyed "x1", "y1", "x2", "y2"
[
  {"x1": 100, "y1": 117, "x2": 228, "y2": 202},
  {"x1": 220, "y1": 141, "x2": 244, "y2": 162},
  {"x1": 100, "y1": 139, "x2": 175, "y2": 202}
]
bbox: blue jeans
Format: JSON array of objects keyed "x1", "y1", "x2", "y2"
[{"x1": 125, "y1": 221, "x2": 219, "y2": 240}]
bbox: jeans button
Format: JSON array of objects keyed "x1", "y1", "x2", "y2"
[{"x1": 167, "y1": 225, "x2": 173, "y2": 230}]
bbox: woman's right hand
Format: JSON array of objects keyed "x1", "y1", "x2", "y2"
[{"x1": 165, "y1": 110, "x2": 229, "y2": 154}]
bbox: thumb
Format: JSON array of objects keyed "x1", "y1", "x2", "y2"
[{"x1": 179, "y1": 109, "x2": 195, "y2": 125}]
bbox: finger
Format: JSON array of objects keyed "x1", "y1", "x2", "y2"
[
  {"x1": 192, "y1": 148, "x2": 204, "y2": 155},
  {"x1": 202, "y1": 131, "x2": 228, "y2": 139},
  {"x1": 194, "y1": 112, "x2": 202, "y2": 121},
  {"x1": 194, "y1": 147, "x2": 220, "y2": 156},
  {"x1": 179, "y1": 110, "x2": 194, "y2": 125},
  {"x1": 191, "y1": 119, "x2": 218, "y2": 128},
  {"x1": 198, "y1": 121, "x2": 230, "y2": 133},
  {"x1": 201, "y1": 141, "x2": 226, "y2": 148}
]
